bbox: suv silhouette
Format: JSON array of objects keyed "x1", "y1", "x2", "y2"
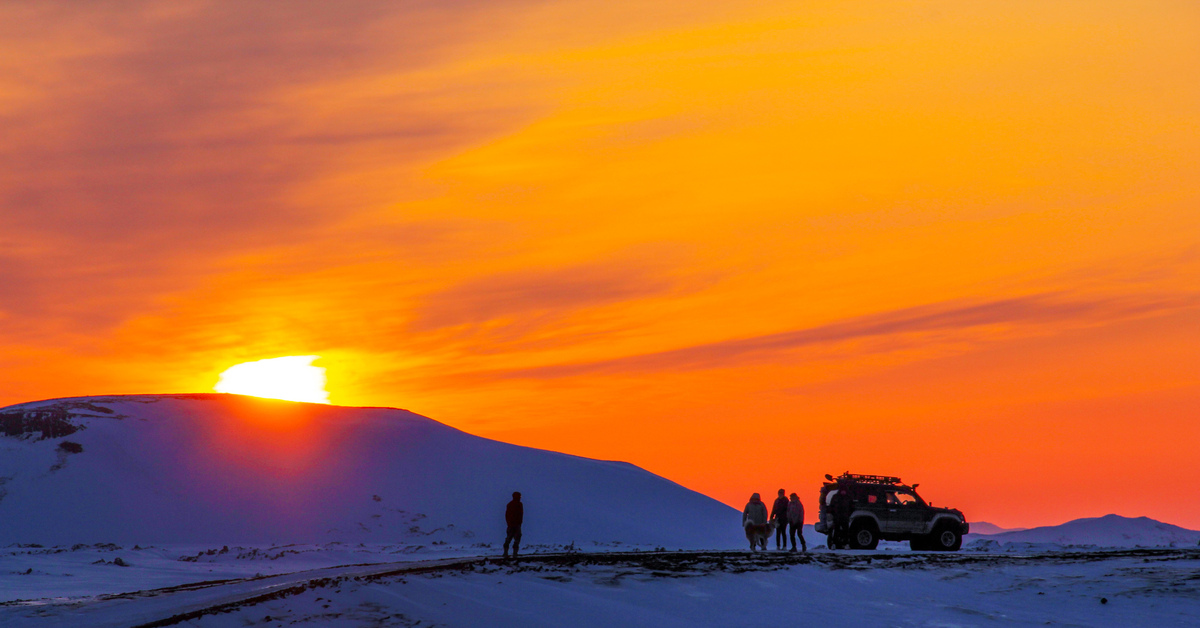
[{"x1": 814, "y1": 473, "x2": 969, "y2": 551}]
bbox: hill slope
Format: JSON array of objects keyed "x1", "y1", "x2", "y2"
[
  {"x1": 965, "y1": 521, "x2": 1027, "y2": 535},
  {"x1": 975, "y1": 514, "x2": 1200, "y2": 547},
  {"x1": 0, "y1": 394, "x2": 738, "y2": 547}
]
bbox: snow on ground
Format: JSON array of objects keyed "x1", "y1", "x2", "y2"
[
  {"x1": 225, "y1": 551, "x2": 1197, "y2": 628},
  {"x1": 3, "y1": 548, "x2": 1197, "y2": 628},
  {"x1": 0, "y1": 539, "x2": 643, "y2": 603},
  {"x1": 0, "y1": 542, "x2": 459, "y2": 603}
]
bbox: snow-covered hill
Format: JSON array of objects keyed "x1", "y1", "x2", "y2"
[
  {"x1": 966, "y1": 521, "x2": 1027, "y2": 535},
  {"x1": 0, "y1": 394, "x2": 738, "y2": 548},
  {"x1": 972, "y1": 514, "x2": 1200, "y2": 548}
]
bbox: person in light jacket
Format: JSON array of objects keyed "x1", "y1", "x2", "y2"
[{"x1": 743, "y1": 493, "x2": 769, "y2": 527}]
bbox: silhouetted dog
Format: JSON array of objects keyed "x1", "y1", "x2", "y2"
[{"x1": 744, "y1": 521, "x2": 775, "y2": 551}]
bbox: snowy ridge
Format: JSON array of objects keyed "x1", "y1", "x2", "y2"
[
  {"x1": 969, "y1": 514, "x2": 1200, "y2": 548},
  {"x1": 0, "y1": 394, "x2": 738, "y2": 548},
  {"x1": 966, "y1": 521, "x2": 1027, "y2": 535}
]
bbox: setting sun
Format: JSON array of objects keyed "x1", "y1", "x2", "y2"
[{"x1": 214, "y1": 356, "x2": 330, "y2": 404}]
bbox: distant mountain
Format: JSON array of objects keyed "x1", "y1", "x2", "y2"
[
  {"x1": 974, "y1": 514, "x2": 1200, "y2": 547},
  {"x1": 967, "y1": 521, "x2": 1028, "y2": 535},
  {"x1": 0, "y1": 394, "x2": 738, "y2": 547}
]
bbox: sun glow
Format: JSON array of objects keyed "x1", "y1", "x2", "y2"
[{"x1": 214, "y1": 356, "x2": 330, "y2": 404}]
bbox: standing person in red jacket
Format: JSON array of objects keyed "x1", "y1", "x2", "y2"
[
  {"x1": 770, "y1": 489, "x2": 789, "y2": 550},
  {"x1": 503, "y1": 492, "x2": 523, "y2": 558}
]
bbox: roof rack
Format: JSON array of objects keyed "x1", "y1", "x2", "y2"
[{"x1": 835, "y1": 473, "x2": 902, "y2": 485}]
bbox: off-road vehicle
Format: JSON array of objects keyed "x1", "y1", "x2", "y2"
[{"x1": 814, "y1": 473, "x2": 969, "y2": 551}]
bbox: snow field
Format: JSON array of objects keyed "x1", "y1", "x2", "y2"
[
  {"x1": 4, "y1": 549, "x2": 1198, "y2": 627},
  {"x1": 159, "y1": 550, "x2": 1200, "y2": 628}
]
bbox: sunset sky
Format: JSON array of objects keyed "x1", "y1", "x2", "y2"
[{"x1": 2, "y1": 1, "x2": 1197, "y2": 529}]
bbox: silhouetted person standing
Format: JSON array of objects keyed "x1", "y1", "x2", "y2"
[
  {"x1": 830, "y1": 484, "x2": 851, "y2": 549},
  {"x1": 787, "y1": 492, "x2": 807, "y2": 552},
  {"x1": 503, "y1": 491, "x2": 523, "y2": 558},
  {"x1": 771, "y1": 488, "x2": 789, "y2": 550}
]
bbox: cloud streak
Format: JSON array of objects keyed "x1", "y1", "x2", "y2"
[
  {"x1": 476, "y1": 291, "x2": 1200, "y2": 380},
  {"x1": 411, "y1": 257, "x2": 691, "y2": 333},
  {"x1": 0, "y1": 0, "x2": 548, "y2": 331}
]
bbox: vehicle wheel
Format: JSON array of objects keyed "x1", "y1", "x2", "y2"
[
  {"x1": 931, "y1": 522, "x2": 962, "y2": 551},
  {"x1": 849, "y1": 520, "x2": 879, "y2": 550}
]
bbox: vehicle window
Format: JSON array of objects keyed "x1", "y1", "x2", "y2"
[{"x1": 891, "y1": 491, "x2": 919, "y2": 506}]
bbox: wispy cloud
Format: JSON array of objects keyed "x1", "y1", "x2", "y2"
[
  {"x1": 0, "y1": 0, "x2": 548, "y2": 332},
  {"x1": 475, "y1": 291, "x2": 1200, "y2": 380},
  {"x1": 414, "y1": 261, "x2": 676, "y2": 332}
]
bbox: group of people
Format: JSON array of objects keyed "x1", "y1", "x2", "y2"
[
  {"x1": 743, "y1": 489, "x2": 807, "y2": 551},
  {"x1": 503, "y1": 488, "x2": 809, "y2": 557}
]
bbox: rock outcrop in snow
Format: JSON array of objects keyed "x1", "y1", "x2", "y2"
[{"x1": 0, "y1": 394, "x2": 738, "y2": 548}]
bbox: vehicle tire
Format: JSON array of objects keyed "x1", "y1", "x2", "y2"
[
  {"x1": 849, "y1": 520, "x2": 879, "y2": 550},
  {"x1": 931, "y1": 522, "x2": 962, "y2": 551}
]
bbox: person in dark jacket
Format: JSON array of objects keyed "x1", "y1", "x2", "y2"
[
  {"x1": 503, "y1": 491, "x2": 523, "y2": 558},
  {"x1": 830, "y1": 484, "x2": 852, "y2": 549},
  {"x1": 770, "y1": 489, "x2": 789, "y2": 550},
  {"x1": 787, "y1": 492, "x2": 807, "y2": 552}
]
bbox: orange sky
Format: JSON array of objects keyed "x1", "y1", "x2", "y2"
[{"x1": 2, "y1": 1, "x2": 1197, "y2": 529}]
